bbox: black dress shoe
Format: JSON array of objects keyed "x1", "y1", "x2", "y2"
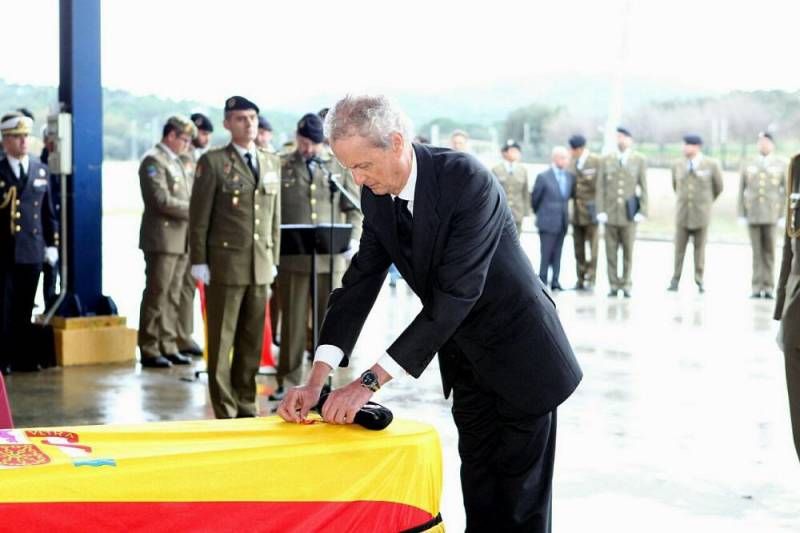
[
  {"x1": 607, "y1": 289, "x2": 618, "y2": 297},
  {"x1": 574, "y1": 282, "x2": 585, "y2": 291},
  {"x1": 763, "y1": 291, "x2": 774, "y2": 299},
  {"x1": 696, "y1": 283, "x2": 705, "y2": 294},
  {"x1": 622, "y1": 290, "x2": 631, "y2": 298},
  {"x1": 268, "y1": 385, "x2": 285, "y2": 401},
  {"x1": 667, "y1": 281, "x2": 679, "y2": 291},
  {"x1": 140, "y1": 355, "x2": 172, "y2": 368},
  {"x1": 163, "y1": 353, "x2": 192, "y2": 365},
  {"x1": 750, "y1": 292, "x2": 762, "y2": 299},
  {"x1": 550, "y1": 284, "x2": 563, "y2": 291},
  {"x1": 12, "y1": 361, "x2": 41, "y2": 372},
  {"x1": 179, "y1": 343, "x2": 203, "y2": 357}
]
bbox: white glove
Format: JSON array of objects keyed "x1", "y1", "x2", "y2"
[
  {"x1": 633, "y1": 213, "x2": 646, "y2": 223},
  {"x1": 271, "y1": 265, "x2": 278, "y2": 279},
  {"x1": 596, "y1": 212, "x2": 608, "y2": 224},
  {"x1": 191, "y1": 264, "x2": 210, "y2": 285},
  {"x1": 778, "y1": 217, "x2": 786, "y2": 228},
  {"x1": 343, "y1": 238, "x2": 359, "y2": 261},
  {"x1": 44, "y1": 246, "x2": 58, "y2": 266},
  {"x1": 737, "y1": 217, "x2": 748, "y2": 226}
]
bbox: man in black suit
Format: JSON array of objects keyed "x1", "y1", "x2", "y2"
[
  {"x1": 278, "y1": 96, "x2": 582, "y2": 532},
  {"x1": 0, "y1": 113, "x2": 59, "y2": 374},
  {"x1": 531, "y1": 146, "x2": 574, "y2": 291}
]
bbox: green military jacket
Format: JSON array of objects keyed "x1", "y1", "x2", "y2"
[
  {"x1": 569, "y1": 151, "x2": 602, "y2": 226},
  {"x1": 279, "y1": 149, "x2": 363, "y2": 273},
  {"x1": 491, "y1": 161, "x2": 529, "y2": 228},
  {"x1": 671, "y1": 155, "x2": 724, "y2": 230},
  {"x1": 738, "y1": 153, "x2": 787, "y2": 225},
  {"x1": 596, "y1": 151, "x2": 649, "y2": 226},
  {"x1": 189, "y1": 143, "x2": 281, "y2": 286},
  {"x1": 138, "y1": 143, "x2": 191, "y2": 254}
]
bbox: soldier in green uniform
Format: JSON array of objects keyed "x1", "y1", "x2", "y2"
[
  {"x1": 256, "y1": 115, "x2": 276, "y2": 154},
  {"x1": 668, "y1": 135, "x2": 723, "y2": 293},
  {"x1": 596, "y1": 127, "x2": 649, "y2": 297},
  {"x1": 175, "y1": 112, "x2": 214, "y2": 357},
  {"x1": 568, "y1": 134, "x2": 601, "y2": 290},
  {"x1": 491, "y1": 139, "x2": 529, "y2": 234},
  {"x1": 189, "y1": 96, "x2": 281, "y2": 418},
  {"x1": 272, "y1": 113, "x2": 362, "y2": 398},
  {"x1": 775, "y1": 154, "x2": 800, "y2": 462},
  {"x1": 738, "y1": 132, "x2": 787, "y2": 298},
  {"x1": 136, "y1": 116, "x2": 195, "y2": 368}
]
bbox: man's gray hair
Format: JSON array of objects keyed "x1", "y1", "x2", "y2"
[{"x1": 323, "y1": 95, "x2": 413, "y2": 149}]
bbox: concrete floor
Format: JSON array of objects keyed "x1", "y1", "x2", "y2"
[{"x1": 5, "y1": 166, "x2": 800, "y2": 532}]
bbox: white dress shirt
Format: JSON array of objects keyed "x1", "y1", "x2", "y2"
[
  {"x1": 232, "y1": 142, "x2": 258, "y2": 174},
  {"x1": 313, "y1": 148, "x2": 418, "y2": 379},
  {"x1": 576, "y1": 150, "x2": 589, "y2": 171},
  {"x1": 157, "y1": 142, "x2": 180, "y2": 161},
  {"x1": 6, "y1": 154, "x2": 30, "y2": 179}
]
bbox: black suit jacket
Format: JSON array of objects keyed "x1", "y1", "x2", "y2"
[
  {"x1": 0, "y1": 156, "x2": 58, "y2": 265},
  {"x1": 319, "y1": 144, "x2": 582, "y2": 416},
  {"x1": 531, "y1": 168, "x2": 574, "y2": 234}
]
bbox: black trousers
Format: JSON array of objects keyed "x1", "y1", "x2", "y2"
[
  {"x1": 539, "y1": 230, "x2": 566, "y2": 287},
  {"x1": 42, "y1": 260, "x2": 59, "y2": 310},
  {"x1": 0, "y1": 263, "x2": 42, "y2": 369},
  {"x1": 451, "y1": 353, "x2": 557, "y2": 532}
]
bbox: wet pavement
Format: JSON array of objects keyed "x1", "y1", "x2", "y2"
[{"x1": 4, "y1": 162, "x2": 799, "y2": 531}]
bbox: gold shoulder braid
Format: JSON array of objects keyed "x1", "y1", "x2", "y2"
[
  {"x1": 0, "y1": 185, "x2": 18, "y2": 236},
  {"x1": 788, "y1": 156, "x2": 800, "y2": 239}
]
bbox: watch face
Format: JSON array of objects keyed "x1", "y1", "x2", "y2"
[{"x1": 361, "y1": 371, "x2": 378, "y2": 389}]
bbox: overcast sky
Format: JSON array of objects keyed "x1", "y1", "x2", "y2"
[{"x1": 1, "y1": 0, "x2": 798, "y2": 108}]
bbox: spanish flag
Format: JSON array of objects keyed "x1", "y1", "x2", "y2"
[{"x1": 0, "y1": 417, "x2": 443, "y2": 532}]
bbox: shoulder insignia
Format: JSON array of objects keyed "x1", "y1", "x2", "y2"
[{"x1": 146, "y1": 164, "x2": 158, "y2": 178}]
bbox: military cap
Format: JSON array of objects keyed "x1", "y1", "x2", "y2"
[
  {"x1": 16, "y1": 107, "x2": 34, "y2": 121},
  {"x1": 190, "y1": 112, "x2": 214, "y2": 133},
  {"x1": 0, "y1": 112, "x2": 33, "y2": 136},
  {"x1": 225, "y1": 95, "x2": 259, "y2": 114},
  {"x1": 682, "y1": 134, "x2": 703, "y2": 146},
  {"x1": 297, "y1": 113, "x2": 324, "y2": 143},
  {"x1": 616, "y1": 126, "x2": 632, "y2": 138},
  {"x1": 258, "y1": 115, "x2": 273, "y2": 131},
  {"x1": 759, "y1": 131, "x2": 774, "y2": 142},
  {"x1": 568, "y1": 134, "x2": 587, "y2": 149},
  {"x1": 165, "y1": 115, "x2": 196, "y2": 138},
  {"x1": 502, "y1": 139, "x2": 521, "y2": 152}
]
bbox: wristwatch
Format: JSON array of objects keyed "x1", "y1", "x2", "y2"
[{"x1": 360, "y1": 369, "x2": 381, "y2": 393}]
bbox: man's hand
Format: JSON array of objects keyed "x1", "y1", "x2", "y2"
[
  {"x1": 277, "y1": 384, "x2": 323, "y2": 423},
  {"x1": 633, "y1": 213, "x2": 646, "y2": 223},
  {"x1": 44, "y1": 246, "x2": 58, "y2": 266},
  {"x1": 321, "y1": 379, "x2": 374, "y2": 425},
  {"x1": 191, "y1": 264, "x2": 210, "y2": 285}
]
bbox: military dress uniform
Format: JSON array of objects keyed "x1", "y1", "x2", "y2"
[
  {"x1": 0, "y1": 124, "x2": 58, "y2": 373},
  {"x1": 596, "y1": 150, "x2": 649, "y2": 294},
  {"x1": 276, "y1": 148, "x2": 362, "y2": 388},
  {"x1": 491, "y1": 160, "x2": 529, "y2": 234},
  {"x1": 190, "y1": 137, "x2": 281, "y2": 418},
  {"x1": 739, "y1": 153, "x2": 787, "y2": 296},
  {"x1": 774, "y1": 154, "x2": 800, "y2": 461},
  {"x1": 670, "y1": 155, "x2": 723, "y2": 290},
  {"x1": 569, "y1": 150, "x2": 602, "y2": 287},
  {"x1": 137, "y1": 135, "x2": 194, "y2": 366}
]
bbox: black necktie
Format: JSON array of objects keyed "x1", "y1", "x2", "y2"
[
  {"x1": 244, "y1": 152, "x2": 258, "y2": 181},
  {"x1": 394, "y1": 197, "x2": 413, "y2": 266},
  {"x1": 18, "y1": 162, "x2": 28, "y2": 189}
]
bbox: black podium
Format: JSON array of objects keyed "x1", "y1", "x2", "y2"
[{"x1": 280, "y1": 223, "x2": 353, "y2": 353}]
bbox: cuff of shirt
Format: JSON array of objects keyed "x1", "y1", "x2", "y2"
[
  {"x1": 314, "y1": 344, "x2": 344, "y2": 369},
  {"x1": 376, "y1": 352, "x2": 407, "y2": 379}
]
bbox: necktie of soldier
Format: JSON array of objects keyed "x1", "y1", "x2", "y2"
[
  {"x1": 18, "y1": 162, "x2": 28, "y2": 189},
  {"x1": 244, "y1": 152, "x2": 259, "y2": 181},
  {"x1": 394, "y1": 197, "x2": 413, "y2": 267}
]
